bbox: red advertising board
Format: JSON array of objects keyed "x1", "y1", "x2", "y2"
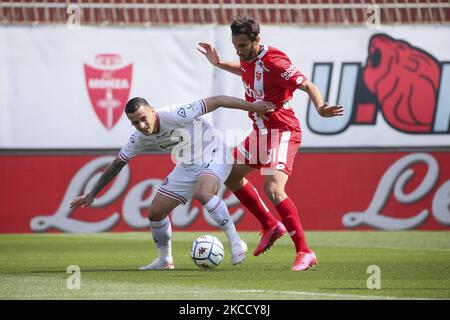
[{"x1": 0, "y1": 151, "x2": 449, "y2": 233}]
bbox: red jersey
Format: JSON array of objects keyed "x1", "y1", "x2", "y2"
[{"x1": 240, "y1": 45, "x2": 307, "y2": 133}]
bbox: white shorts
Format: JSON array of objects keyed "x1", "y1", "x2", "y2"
[{"x1": 157, "y1": 162, "x2": 232, "y2": 205}]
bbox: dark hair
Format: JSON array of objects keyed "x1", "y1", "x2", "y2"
[
  {"x1": 230, "y1": 16, "x2": 260, "y2": 41},
  {"x1": 125, "y1": 97, "x2": 150, "y2": 114}
]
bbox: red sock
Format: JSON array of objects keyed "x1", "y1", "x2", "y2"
[
  {"x1": 234, "y1": 182, "x2": 278, "y2": 230},
  {"x1": 275, "y1": 197, "x2": 311, "y2": 253}
]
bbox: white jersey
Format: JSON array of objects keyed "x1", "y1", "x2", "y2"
[{"x1": 118, "y1": 99, "x2": 228, "y2": 165}]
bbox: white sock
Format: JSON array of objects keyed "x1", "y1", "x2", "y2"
[
  {"x1": 204, "y1": 195, "x2": 241, "y2": 246},
  {"x1": 149, "y1": 216, "x2": 172, "y2": 259}
]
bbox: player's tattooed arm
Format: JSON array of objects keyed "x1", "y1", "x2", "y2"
[
  {"x1": 299, "y1": 80, "x2": 344, "y2": 117},
  {"x1": 88, "y1": 157, "x2": 127, "y2": 197},
  {"x1": 69, "y1": 157, "x2": 127, "y2": 209}
]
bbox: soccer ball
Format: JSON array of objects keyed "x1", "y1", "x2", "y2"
[{"x1": 191, "y1": 235, "x2": 225, "y2": 269}]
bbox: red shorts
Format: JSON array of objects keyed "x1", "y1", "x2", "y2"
[{"x1": 233, "y1": 128, "x2": 302, "y2": 175}]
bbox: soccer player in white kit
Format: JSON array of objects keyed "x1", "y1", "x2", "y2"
[{"x1": 70, "y1": 95, "x2": 275, "y2": 270}]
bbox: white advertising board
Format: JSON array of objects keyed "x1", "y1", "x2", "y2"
[{"x1": 1, "y1": 25, "x2": 449, "y2": 148}]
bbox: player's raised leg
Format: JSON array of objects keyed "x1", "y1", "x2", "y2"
[
  {"x1": 264, "y1": 171, "x2": 317, "y2": 271},
  {"x1": 225, "y1": 163, "x2": 286, "y2": 256},
  {"x1": 138, "y1": 192, "x2": 180, "y2": 270},
  {"x1": 193, "y1": 173, "x2": 247, "y2": 265}
]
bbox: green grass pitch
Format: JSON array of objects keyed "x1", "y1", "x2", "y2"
[{"x1": 0, "y1": 231, "x2": 449, "y2": 300}]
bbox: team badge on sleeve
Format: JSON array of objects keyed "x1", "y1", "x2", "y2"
[
  {"x1": 177, "y1": 108, "x2": 187, "y2": 118},
  {"x1": 296, "y1": 76, "x2": 304, "y2": 85}
]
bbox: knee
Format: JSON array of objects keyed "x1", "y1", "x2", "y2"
[
  {"x1": 148, "y1": 203, "x2": 166, "y2": 222},
  {"x1": 264, "y1": 181, "x2": 285, "y2": 204},
  {"x1": 225, "y1": 176, "x2": 245, "y2": 192},
  {"x1": 263, "y1": 182, "x2": 277, "y2": 201},
  {"x1": 193, "y1": 185, "x2": 215, "y2": 205}
]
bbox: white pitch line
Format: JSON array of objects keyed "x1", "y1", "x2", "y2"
[
  {"x1": 231, "y1": 290, "x2": 439, "y2": 300},
  {"x1": 0, "y1": 289, "x2": 441, "y2": 300}
]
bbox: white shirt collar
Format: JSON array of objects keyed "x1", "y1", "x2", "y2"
[{"x1": 249, "y1": 45, "x2": 269, "y2": 62}]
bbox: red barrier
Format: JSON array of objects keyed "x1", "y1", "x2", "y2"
[{"x1": 1, "y1": 151, "x2": 449, "y2": 233}]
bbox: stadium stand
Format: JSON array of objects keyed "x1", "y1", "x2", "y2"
[{"x1": 0, "y1": 0, "x2": 448, "y2": 26}]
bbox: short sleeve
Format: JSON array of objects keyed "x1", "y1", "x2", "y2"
[
  {"x1": 118, "y1": 132, "x2": 144, "y2": 162},
  {"x1": 270, "y1": 56, "x2": 307, "y2": 91},
  {"x1": 158, "y1": 99, "x2": 207, "y2": 129}
]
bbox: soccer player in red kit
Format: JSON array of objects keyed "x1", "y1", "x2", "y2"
[{"x1": 198, "y1": 16, "x2": 343, "y2": 271}]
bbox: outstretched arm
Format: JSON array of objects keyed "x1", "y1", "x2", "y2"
[
  {"x1": 203, "y1": 95, "x2": 275, "y2": 119},
  {"x1": 197, "y1": 42, "x2": 242, "y2": 76},
  {"x1": 69, "y1": 157, "x2": 127, "y2": 209},
  {"x1": 299, "y1": 79, "x2": 344, "y2": 117}
]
